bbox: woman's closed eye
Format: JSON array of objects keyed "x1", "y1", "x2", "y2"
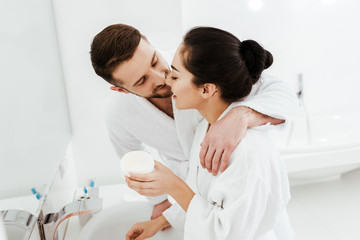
[{"x1": 171, "y1": 76, "x2": 178, "y2": 81}]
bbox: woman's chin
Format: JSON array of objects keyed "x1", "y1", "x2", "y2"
[
  {"x1": 174, "y1": 100, "x2": 185, "y2": 110},
  {"x1": 174, "y1": 101, "x2": 183, "y2": 110}
]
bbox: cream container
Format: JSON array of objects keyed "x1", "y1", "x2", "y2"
[{"x1": 120, "y1": 151, "x2": 155, "y2": 176}]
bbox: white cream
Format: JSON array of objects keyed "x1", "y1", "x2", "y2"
[{"x1": 121, "y1": 151, "x2": 154, "y2": 175}]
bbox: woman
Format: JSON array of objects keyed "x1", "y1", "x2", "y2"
[{"x1": 125, "y1": 27, "x2": 294, "y2": 240}]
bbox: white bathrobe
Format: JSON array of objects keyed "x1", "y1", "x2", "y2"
[
  {"x1": 164, "y1": 105, "x2": 294, "y2": 240},
  {"x1": 104, "y1": 73, "x2": 298, "y2": 204}
]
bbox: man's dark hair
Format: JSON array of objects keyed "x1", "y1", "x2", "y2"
[{"x1": 90, "y1": 24, "x2": 147, "y2": 86}]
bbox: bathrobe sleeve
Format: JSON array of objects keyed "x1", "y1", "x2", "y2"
[
  {"x1": 183, "y1": 139, "x2": 288, "y2": 240},
  {"x1": 106, "y1": 119, "x2": 147, "y2": 158},
  {"x1": 162, "y1": 200, "x2": 186, "y2": 229},
  {"x1": 235, "y1": 73, "x2": 299, "y2": 124},
  {"x1": 108, "y1": 123, "x2": 169, "y2": 204},
  {"x1": 184, "y1": 179, "x2": 281, "y2": 240},
  {"x1": 105, "y1": 113, "x2": 168, "y2": 205}
]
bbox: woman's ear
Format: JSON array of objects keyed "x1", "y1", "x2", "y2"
[
  {"x1": 110, "y1": 86, "x2": 129, "y2": 94},
  {"x1": 200, "y1": 84, "x2": 217, "y2": 99}
]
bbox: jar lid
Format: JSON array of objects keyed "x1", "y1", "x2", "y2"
[{"x1": 121, "y1": 151, "x2": 154, "y2": 174}]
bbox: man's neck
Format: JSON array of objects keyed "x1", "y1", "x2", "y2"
[{"x1": 147, "y1": 97, "x2": 174, "y2": 118}]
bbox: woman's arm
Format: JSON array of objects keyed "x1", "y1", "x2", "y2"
[
  {"x1": 126, "y1": 161, "x2": 194, "y2": 239},
  {"x1": 126, "y1": 215, "x2": 171, "y2": 240}
]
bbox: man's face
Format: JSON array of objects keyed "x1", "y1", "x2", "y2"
[{"x1": 111, "y1": 38, "x2": 172, "y2": 98}]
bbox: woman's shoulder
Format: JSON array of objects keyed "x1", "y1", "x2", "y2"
[{"x1": 228, "y1": 129, "x2": 279, "y2": 169}]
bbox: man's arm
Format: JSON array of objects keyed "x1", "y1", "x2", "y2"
[{"x1": 200, "y1": 74, "x2": 299, "y2": 175}]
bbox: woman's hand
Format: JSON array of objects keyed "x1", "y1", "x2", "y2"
[
  {"x1": 126, "y1": 216, "x2": 170, "y2": 240},
  {"x1": 125, "y1": 160, "x2": 179, "y2": 197},
  {"x1": 151, "y1": 199, "x2": 172, "y2": 220},
  {"x1": 126, "y1": 160, "x2": 195, "y2": 212}
]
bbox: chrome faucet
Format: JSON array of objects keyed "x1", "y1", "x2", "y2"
[
  {"x1": 297, "y1": 73, "x2": 303, "y2": 101},
  {"x1": 1, "y1": 194, "x2": 102, "y2": 240},
  {"x1": 0, "y1": 209, "x2": 38, "y2": 240},
  {"x1": 286, "y1": 73, "x2": 312, "y2": 146},
  {"x1": 41, "y1": 196, "x2": 102, "y2": 240}
]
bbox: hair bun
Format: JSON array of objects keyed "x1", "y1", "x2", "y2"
[{"x1": 239, "y1": 40, "x2": 273, "y2": 82}]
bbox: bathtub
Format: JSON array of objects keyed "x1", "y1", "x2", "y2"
[{"x1": 269, "y1": 113, "x2": 360, "y2": 186}]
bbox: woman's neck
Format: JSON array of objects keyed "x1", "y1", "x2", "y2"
[{"x1": 197, "y1": 98, "x2": 230, "y2": 125}]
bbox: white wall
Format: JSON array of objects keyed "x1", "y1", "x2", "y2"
[
  {"x1": 52, "y1": 0, "x2": 183, "y2": 186},
  {"x1": 0, "y1": 0, "x2": 71, "y2": 199},
  {"x1": 181, "y1": 0, "x2": 360, "y2": 115}
]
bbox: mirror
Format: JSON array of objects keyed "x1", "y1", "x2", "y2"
[{"x1": 0, "y1": 0, "x2": 71, "y2": 238}]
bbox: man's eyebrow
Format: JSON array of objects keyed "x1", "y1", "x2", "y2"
[
  {"x1": 171, "y1": 65, "x2": 179, "y2": 72},
  {"x1": 132, "y1": 51, "x2": 157, "y2": 87}
]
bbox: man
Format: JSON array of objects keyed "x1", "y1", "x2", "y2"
[{"x1": 90, "y1": 24, "x2": 298, "y2": 222}]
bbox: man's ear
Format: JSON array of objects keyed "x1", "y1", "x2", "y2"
[
  {"x1": 200, "y1": 84, "x2": 217, "y2": 99},
  {"x1": 110, "y1": 86, "x2": 129, "y2": 94}
]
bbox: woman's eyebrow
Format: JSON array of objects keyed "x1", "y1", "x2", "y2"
[{"x1": 171, "y1": 65, "x2": 179, "y2": 72}]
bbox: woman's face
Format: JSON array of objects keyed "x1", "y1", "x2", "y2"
[{"x1": 166, "y1": 45, "x2": 204, "y2": 110}]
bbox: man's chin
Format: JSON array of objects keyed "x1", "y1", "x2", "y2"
[
  {"x1": 149, "y1": 87, "x2": 173, "y2": 98},
  {"x1": 149, "y1": 92, "x2": 173, "y2": 98}
]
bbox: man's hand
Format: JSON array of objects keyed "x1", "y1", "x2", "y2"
[
  {"x1": 151, "y1": 199, "x2": 172, "y2": 220},
  {"x1": 200, "y1": 106, "x2": 284, "y2": 176}
]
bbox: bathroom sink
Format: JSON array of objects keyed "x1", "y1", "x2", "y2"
[{"x1": 78, "y1": 201, "x2": 183, "y2": 240}]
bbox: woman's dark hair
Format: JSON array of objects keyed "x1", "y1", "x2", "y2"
[{"x1": 180, "y1": 27, "x2": 273, "y2": 103}]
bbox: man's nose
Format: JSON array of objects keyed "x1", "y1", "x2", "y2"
[
  {"x1": 150, "y1": 69, "x2": 166, "y2": 85},
  {"x1": 165, "y1": 74, "x2": 172, "y2": 86}
]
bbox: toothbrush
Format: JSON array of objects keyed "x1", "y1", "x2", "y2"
[
  {"x1": 88, "y1": 179, "x2": 95, "y2": 197},
  {"x1": 31, "y1": 188, "x2": 42, "y2": 200},
  {"x1": 83, "y1": 186, "x2": 88, "y2": 198}
]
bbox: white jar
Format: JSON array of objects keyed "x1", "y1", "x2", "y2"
[{"x1": 121, "y1": 151, "x2": 155, "y2": 176}]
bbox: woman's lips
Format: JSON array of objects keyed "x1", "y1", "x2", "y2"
[{"x1": 173, "y1": 95, "x2": 177, "y2": 100}]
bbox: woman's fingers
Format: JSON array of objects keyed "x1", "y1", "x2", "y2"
[
  {"x1": 126, "y1": 177, "x2": 154, "y2": 189},
  {"x1": 125, "y1": 179, "x2": 160, "y2": 196},
  {"x1": 126, "y1": 225, "x2": 142, "y2": 240},
  {"x1": 134, "y1": 233, "x2": 145, "y2": 240},
  {"x1": 154, "y1": 160, "x2": 162, "y2": 167},
  {"x1": 129, "y1": 172, "x2": 156, "y2": 182}
]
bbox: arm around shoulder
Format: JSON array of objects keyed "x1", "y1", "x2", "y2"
[{"x1": 232, "y1": 73, "x2": 299, "y2": 124}]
